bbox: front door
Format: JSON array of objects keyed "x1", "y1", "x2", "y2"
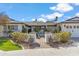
[{"x1": 36, "y1": 29, "x2": 45, "y2": 38}]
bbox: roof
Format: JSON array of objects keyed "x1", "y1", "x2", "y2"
[
  {"x1": 9, "y1": 18, "x2": 16, "y2": 21},
  {"x1": 61, "y1": 17, "x2": 79, "y2": 23},
  {"x1": 25, "y1": 22, "x2": 57, "y2": 26},
  {"x1": 7, "y1": 18, "x2": 25, "y2": 24}
]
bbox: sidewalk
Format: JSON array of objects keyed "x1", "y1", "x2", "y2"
[{"x1": 0, "y1": 47, "x2": 79, "y2": 56}]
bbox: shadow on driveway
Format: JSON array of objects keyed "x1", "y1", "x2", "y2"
[{"x1": 71, "y1": 37, "x2": 79, "y2": 42}]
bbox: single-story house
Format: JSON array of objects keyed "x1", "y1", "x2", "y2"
[
  {"x1": 60, "y1": 17, "x2": 79, "y2": 37},
  {"x1": 0, "y1": 19, "x2": 25, "y2": 37},
  {"x1": 1, "y1": 15, "x2": 79, "y2": 38},
  {"x1": 0, "y1": 18, "x2": 57, "y2": 37},
  {"x1": 25, "y1": 21, "x2": 57, "y2": 33}
]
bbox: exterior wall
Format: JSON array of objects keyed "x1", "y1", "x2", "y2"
[
  {"x1": 17, "y1": 24, "x2": 23, "y2": 32},
  {"x1": 47, "y1": 26, "x2": 56, "y2": 31},
  {"x1": 0, "y1": 25, "x2": 3, "y2": 37},
  {"x1": 0, "y1": 24, "x2": 23, "y2": 37},
  {"x1": 29, "y1": 25, "x2": 56, "y2": 32},
  {"x1": 8, "y1": 24, "x2": 23, "y2": 32},
  {"x1": 61, "y1": 23, "x2": 79, "y2": 37}
]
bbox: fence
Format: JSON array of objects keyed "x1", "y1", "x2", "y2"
[{"x1": 28, "y1": 32, "x2": 53, "y2": 43}]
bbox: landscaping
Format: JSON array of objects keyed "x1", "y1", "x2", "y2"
[
  {"x1": 48, "y1": 32, "x2": 73, "y2": 48},
  {"x1": 0, "y1": 37, "x2": 22, "y2": 51}
]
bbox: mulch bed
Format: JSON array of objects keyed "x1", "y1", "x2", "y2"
[
  {"x1": 20, "y1": 41, "x2": 40, "y2": 49},
  {"x1": 48, "y1": 40, "x2": 75, "y2": 48}
]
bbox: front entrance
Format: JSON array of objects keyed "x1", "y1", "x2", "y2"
[
  {"x1": 36, "y1": 30, "x2": 45, "y2": 38},
  {"x1": 35, "y1": 37, "x2": 51, "y2": 48}
]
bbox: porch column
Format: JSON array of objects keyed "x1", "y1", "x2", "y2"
[
  {"x1": 46, "y1": 25, "x2": 48, "y2": 29},
  {"x1": 31, "y1": 26, "x2": 34, "y2": 32}
]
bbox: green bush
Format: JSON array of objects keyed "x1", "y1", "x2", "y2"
[
  {"x1": 11, "y1": 32, "x2": 29, "y2": 43},
  {"x1": 34, "y1": 27, "x2": 41, "y2": 32},
  {"x1": 53, "y1": 32, "x2": 71, "y2": 43},
  {"x1": 22, "y1": 26, "x2": 28, "y2": 33}
]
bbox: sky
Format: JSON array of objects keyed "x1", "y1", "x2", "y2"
[{"x1": 0, "y1": 3, "x2": 79, "y2": 22}]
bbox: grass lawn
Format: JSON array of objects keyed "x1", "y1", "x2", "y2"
[{"x1": 0, "y1": 37, "x2": 22, "y2": 51}]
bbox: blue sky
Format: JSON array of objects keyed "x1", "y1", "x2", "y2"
[{"x1": 0, "y1": 3, "x2": 79, "y2": 22}]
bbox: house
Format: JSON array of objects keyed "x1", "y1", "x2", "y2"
[
  {"x1": 0, "y1": 18, "x2": 57, "y2": 37},
  {"x1": 25, "y1": 21, "x2": 57, "y2": 33},
  {"x1": 0, "y1": 19, "x2": 25, "y2": 37},
  {"x1": 60, "y1": 17, "x2": 79, "y2": 37}
]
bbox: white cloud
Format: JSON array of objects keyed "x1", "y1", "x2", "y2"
[
  {"x1": 37, "y1": 18, "x2": 47, "y2": 22},
  {"x1": 21, "y1": 18, "x2": 25, "y2": 22},
  {"x1": 32, "y1": 18, "x2": 36, "y2": 21},
  {"x1": 74, "y1": 3, "x2": 79, "y2": 6},
  {"x1": 41, "y1": 12, "x2": 63, "y2": 20},
  {"x1": 50, "y1": 6, "x2": 56, "y2": 10},
  {"x1": 75, "y1": 13, "x2": 79, "y2": 16},
  {"x1": 32, "y1": 12, "x2": 63, "y2": 22},
  {"x1": 50, "y1": 3, "x2": 73, "y2": 13},
  {"x1": 41, "y1": 14, "x2": 46, "y2": 17},
  {"x1": 32, "y1": 18, "x2": 47, "y2": 22}
]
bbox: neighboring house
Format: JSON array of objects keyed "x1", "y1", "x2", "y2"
[
  {"x1": 0, "y1": 19, "x2": 24, "y2": 37},
  {"x1": 60, "y1": 17, "x2": 79, "y2": 37}
]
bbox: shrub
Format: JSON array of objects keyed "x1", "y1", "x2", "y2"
[
  {"x1": 22, "y1": 26, "x2": 28, "y2": 33},
  {"x1": 60, "y1": 32, "x2": 71, "y2": 43},
  {"x1": 53, "y1": 33, "x2": 62, "y2": 42},
  {"x1": 34, "y1": 27, "x2": 41, "y2": 32},
  {"x1": 11, "y1": 32, "x2": 29, "y2": 43},
  {"x1": 51, "y1": 32, "x2": 71, "y2": 43}
]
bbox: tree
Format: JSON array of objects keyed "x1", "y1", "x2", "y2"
[
  {"x1": 55, "y1": 16, "x2": 58, "y2": 21},
  {"x1": 0, "y1": 12, "x2": 11, "y2": 37},
  {"x1": 0, "y1": 12, "x2": 10, "y2": 25}
]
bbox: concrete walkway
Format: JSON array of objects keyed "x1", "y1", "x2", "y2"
[{"x1": 36, "y1": 38, "x2": 51, "y2": 48}]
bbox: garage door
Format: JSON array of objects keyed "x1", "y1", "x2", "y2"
[{"x1": 71, "y1": 30, "x2": 79, "y2": 37}]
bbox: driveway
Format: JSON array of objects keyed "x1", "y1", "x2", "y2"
[{"x1": 71, "y1": 37, "x2": 79, "y2": 42}]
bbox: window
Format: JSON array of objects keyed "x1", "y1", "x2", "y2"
[
  {"x1": 66, "y1": 26, "x2": 69, "y2": 28},
  {"x1": 64, "y1": 25, "x2": 66, "y2": 27},
  {"x1": 66, "y1": 25, "x2": 72, "y2": 29},
  {"x1": 77, "y1": 26, "x2": 79, "y2": 28},
  {"x1": 70, "y1": 26, "x2": 72, "y2": 28},
  {"x1": 14, "y1": 25, "x2": 18, "y2": 31},
  {"x1": 73, "y1": 26, "x2": 76, "y2": 28},
  {"x1": 8, "y1": 25, "x2": 18, "y2": 31}
]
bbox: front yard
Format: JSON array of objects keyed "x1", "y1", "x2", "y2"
[{"x1": 0, "y1": 37, "x2": 22, "y2": 51}]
